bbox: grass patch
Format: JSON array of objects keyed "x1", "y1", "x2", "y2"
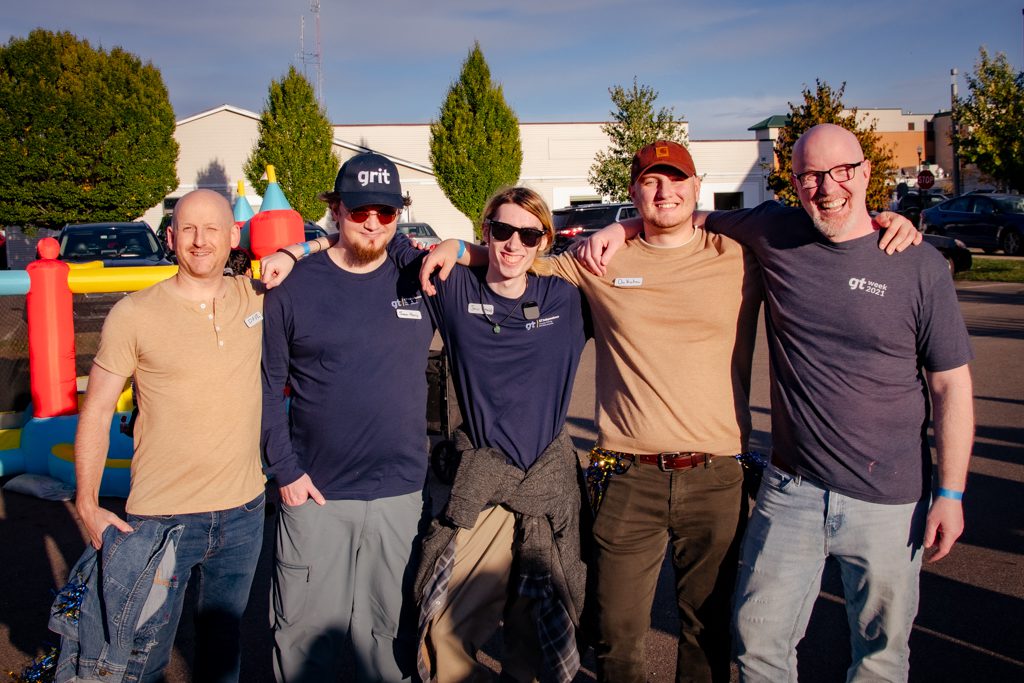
[{"x1": 958, "y1": 258, "x2": 1024, "y2": 282}]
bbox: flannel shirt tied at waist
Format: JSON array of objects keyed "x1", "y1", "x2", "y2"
[{"x1": 415, "y1": 427, "x2": 586, "y2": 683}]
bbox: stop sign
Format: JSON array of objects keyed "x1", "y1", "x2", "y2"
[{"x1": 918, "y1": 170, "x2": 935, "y2": 190}]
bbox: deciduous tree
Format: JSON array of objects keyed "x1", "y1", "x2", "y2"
[
  {"x1": 245, "y1": 66, "x2": 339, "y2": 222},
  {"x1": 0, "y1": 29, "x2": 178, "y2": 227},
  {"x1": 588, "y1": 78, "x2": 688, "y2": 201},
  {"x1": 956, "y1": 47, "x2": 1024, "y2": 192},
  {"x1": 768, "y1": 80, "x2": 895, "y2": 211},
  {"x1": 430, "y1": 42, "x2": 522, "y2": 239}
]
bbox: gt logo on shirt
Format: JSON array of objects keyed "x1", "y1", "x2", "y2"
[{"x1": 849, "y1": 276, "x2": 887, "y2": 297}]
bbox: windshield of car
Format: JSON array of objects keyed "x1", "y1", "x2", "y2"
[
  {"x1": 554, "y1": 206, "x2": 623, "y2": 230},
  {"x1": 397, "y1": 224, "x2": 437, "y2": 238},
  {"x1": 994, "y1": 197, "x2": 1024, "y2": 214},
  {"x1": 60, "y1": 226, "x2": 161, "y2": 261}
]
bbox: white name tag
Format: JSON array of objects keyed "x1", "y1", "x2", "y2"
[
  {"x1": 613, "y1": 277, "x2": 644, "y2": 288},
  {"x1": 396, "y1": 309, "x2": 422, "y2": 320},
  {"x1": 244, "y1": 312, "x2": 264, "y2": 327},
  {"x1": 467, "y1": 303, "x2": 495, "y2": 315}
]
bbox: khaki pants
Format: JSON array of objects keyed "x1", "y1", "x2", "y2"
[{"x1": 421, "y1": 505, "x2": 541, "y2": 683}]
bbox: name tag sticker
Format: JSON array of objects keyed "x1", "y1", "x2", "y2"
[
  {"x1": 244, "y1": 312, "x2": 264, "y2": 327},
  {"x1": 396, "y1": 309, "x2": 423, "y2": 320},
  {"x1": 467, "y1": 303, "x2": 495, "y2": 315},
  {"x1": 613, "y1": 277, "x2": 644, "y2": 288}
]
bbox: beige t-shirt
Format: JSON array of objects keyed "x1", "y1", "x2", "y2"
[
  {"x1": 539, "y1": 230, "x2": 761, "y2": 455},
  {"x1": 93, "y1": 276, "x2": 266, "y2": 515}
]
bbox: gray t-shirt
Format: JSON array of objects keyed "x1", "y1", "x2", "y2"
[{"x1": 708, "y1": 201, "x2": 973, "y2": 504}]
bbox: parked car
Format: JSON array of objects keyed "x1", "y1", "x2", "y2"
[
  {"x1": 921, "y1": 193, "x2": 1024, "y2": 256},
  {"x1": 57, "y1": 222, "x2": 171, "y2": 267},
  {"x1": 551, "y1": 203, "x2": 638, "y2": 254},
  {"x1": 155, "y1": 215, "x2": 175, "y2": 263},
  {"x1": 396, "y1": 222, "x2": 441, "y2": 247},
  {"x1": 895, "y1": 191, "x2": 948, "y2": 227},
  {"x1": 921, "y1": 232, "x2": 972, "y2": 276},
  {"x1": 304, "y1": 222, "x2": 328, "y2": 242}
]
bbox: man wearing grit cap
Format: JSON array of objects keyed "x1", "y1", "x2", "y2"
[
  {"x1": 261, "y1": 152, "x2": 433, "y2": 682},
  {"x1": 532, "y1": 139, "x2": 761, "y2": 682}
]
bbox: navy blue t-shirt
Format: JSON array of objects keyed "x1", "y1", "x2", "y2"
[
  {"x1": 261, "y1": 250, "x2": 434, "y2": 500},
  {"x1": 707, "y1": 202, "x2": 973, "y2": 503},
  {"x1": 423, "y1": 265, "x2": 588, "y2": 470}
]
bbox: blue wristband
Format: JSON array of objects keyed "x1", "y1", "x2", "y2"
[
  {"x1": 936, "y1": 487, "x2": 964, "y2": 501},
  {"x1": 300, "y1": 241, "x2": 311, "y2": 258},
  {"x1": 456, "y1": 240, "x2": 466, "y2": 259}
]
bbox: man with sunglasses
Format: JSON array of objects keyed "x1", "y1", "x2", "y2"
[
  {"x1": 261, "y1": 152, "x2": 433, "y2": 682},
  {"x1": 581, "y1": 126, "x2": 973, "y2": 682}
]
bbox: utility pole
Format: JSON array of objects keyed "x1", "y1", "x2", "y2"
[
  {"x1": 950, "y1": 68, "x2": 961, "y2": 196},
  {"x1": 298, "y1": 0, "x2": 324, "y2": 106}
]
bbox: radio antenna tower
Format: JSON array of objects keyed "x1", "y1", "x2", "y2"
[{"x1": 298, "y1": 0, "x2": 324, "y2": 106}]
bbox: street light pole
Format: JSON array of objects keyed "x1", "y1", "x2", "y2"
[
  {"x1": 917, "y1": 146, "x2": 924, "y2": 219},
  {"x1": 951, "y1": 68, "x2": 961, "y2": 196}
]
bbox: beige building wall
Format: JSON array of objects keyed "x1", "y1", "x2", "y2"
[{"x1": 144, "y1": 106, "x2": 764, "y2": 240}]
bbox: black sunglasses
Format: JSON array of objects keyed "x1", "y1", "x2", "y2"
[{"x1": 484, "y1": 219, "x2": 546, "y2": 248}]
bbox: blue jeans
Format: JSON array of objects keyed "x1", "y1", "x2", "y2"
[
  {"x1": 732, "y1": 465, "x2": 927, "y2": 683},
  {"x1": 127, "y1": 492, "x2": 265, "y2": 683}
]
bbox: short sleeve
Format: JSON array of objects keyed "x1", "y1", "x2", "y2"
[{"x1": 92, "y1": 296, "x2": 138, "y2": 378}]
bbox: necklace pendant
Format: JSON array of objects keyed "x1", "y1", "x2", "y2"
[{"x1": 492, "y1": 324, "x2": 501, "y2": 334}]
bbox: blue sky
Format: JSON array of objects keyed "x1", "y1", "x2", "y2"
[{"x1": 3, "y1": 1, "x2": 1022, "y2": 140}]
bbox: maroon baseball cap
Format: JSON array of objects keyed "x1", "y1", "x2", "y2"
[{"x1": 630, "y1": 140, "x2": 697, "y2": 184}]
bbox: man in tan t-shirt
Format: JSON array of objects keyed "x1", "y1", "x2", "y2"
[
  {"x1": 74, "y1": 189, "x2": 266, "y2": 682},
  {"x1": 542, "y1": 141, "x2": 758, "y2": 683}
]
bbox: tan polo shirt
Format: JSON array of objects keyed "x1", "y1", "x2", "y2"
[
  {"x1": 93, "y1": 276, "x2": 265, "y2": 515},
  {"x1": 538, "y1": 230, "x2": 761, "y2": 455}
]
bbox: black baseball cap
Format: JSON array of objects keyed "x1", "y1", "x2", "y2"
[{"x1": 333, "y1": 152, "x2": 404, "y2": 209}]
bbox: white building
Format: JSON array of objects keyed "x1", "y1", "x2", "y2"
[{"x1": 143, "y1": 105, "x2": 770, "y2": 241}]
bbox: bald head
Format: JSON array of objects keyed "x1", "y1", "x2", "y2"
[
  {"x1": 790, "y1": 123, "x2": 873, "y2": 241},
  {"x1": 792, "y1": 124, "x2": 864, "y2": 173},
  {"x1": 172, "y1": 189, "x2": 234, "y2": 230},
  {"x1": 169, "y1": 189, "x2": 240, "y2": 280}
]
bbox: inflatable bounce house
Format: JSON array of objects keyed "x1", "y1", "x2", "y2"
[{"x1": 0, "y1": 168, "x2": 303, "y2": 497}]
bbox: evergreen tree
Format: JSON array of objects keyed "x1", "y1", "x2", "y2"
[
  {"x1": 956, "y1": 47, "x2": 1024, "y2": 192},
  {"x1": 768, "y1": 80, "x2": 895, "y2": 211},
  {"x1": 430, "y1": 42, "x2": 522, "y2": 239},
  {"x1": 0, "y1": 29, "x2": 178, "y2": 227},
  {"x1": 588, "y1": 78, "x2": 688, "y2": 201},
  {"x1": 244, "y1": 66, "x2": 339, "y2": 222}
]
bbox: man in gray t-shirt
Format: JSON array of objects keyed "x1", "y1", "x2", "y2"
[{"x1": 708, "y1": 124, "x2": 974, "y2": 683}]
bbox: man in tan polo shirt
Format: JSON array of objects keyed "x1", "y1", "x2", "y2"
[{"x1": 74, "y1": 189, "x2": 266, "y2": 682}]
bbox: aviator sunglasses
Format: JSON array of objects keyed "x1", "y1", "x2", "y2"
[
  {"x1": 484, "y1": 219, "x2": 546, "y2": 248},
  {"x1": 348, "y1": 206, "x2": 401, "y2": 224}
]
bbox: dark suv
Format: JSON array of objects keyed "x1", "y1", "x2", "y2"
[
  {"x1": 551, "y1": 203, "x2": 638, "y2": 254},
  {"x1": 58, "y1": 222, "x2": 170, "y2": 267},
  {"x1": 896, "y1": 191, "x2": 948, "y2": 227}
]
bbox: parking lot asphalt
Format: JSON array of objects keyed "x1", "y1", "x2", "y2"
[{"x1": 2, "y1": 281, "x2": 1022, "y2": 682}]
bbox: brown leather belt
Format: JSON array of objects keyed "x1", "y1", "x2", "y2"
[{"x1": 623, "y1": 451, "x2": 714, "y2": 471}]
